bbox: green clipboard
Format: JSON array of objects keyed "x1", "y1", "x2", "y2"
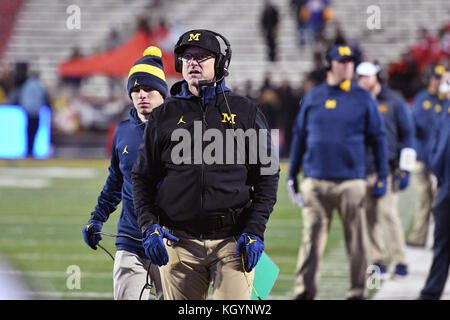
[{"x1": 251, "y1": 252, "x2": 279, "y2": 300}]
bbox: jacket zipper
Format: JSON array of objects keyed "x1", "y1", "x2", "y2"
[{"x1": 200, "y1": 96, "x2": 208, "y2": 214}]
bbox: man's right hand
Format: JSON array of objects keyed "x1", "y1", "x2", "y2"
[
  {"x1": 287, "y1": 177, "x2": 304, "y2": 208},
  {"x1": 143, "y1": 224, "x2": 179, "y2": 266},
  {"x1": 82, "y1": 219, "x2": 103, "y2": 250}
]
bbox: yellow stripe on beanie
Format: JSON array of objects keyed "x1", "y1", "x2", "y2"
[{"x1": 128, "y1": 63, "x2": 166, "y2": 81}]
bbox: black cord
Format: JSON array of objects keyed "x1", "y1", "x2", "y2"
[{"x1": 93, "y1": 232, "x2": 155, "y2": 300}]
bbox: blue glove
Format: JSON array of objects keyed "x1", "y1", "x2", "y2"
[
  {"x1": 82, "y1": 219, "x2": 103, "y2": 250},
  {"x1": 394, "y1": 171, "x2": 410, "y2": 190},
  {"x1": 236, "y1": 232, "x2": 264, "y2": 272},
  {"x1": 372, "y1": 177, "x2": 387, "y2": 197},
  {"x1": 142, "y1": 224, "x2": 179, "y2": 266}
]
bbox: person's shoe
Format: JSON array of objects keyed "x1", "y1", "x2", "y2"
[
  {"x1": 294, "y1": 291, "x2": 314, "y2": 300},
  {"x1": 406, "y1": 241, "x2": 425, "y2": 248},
  {"x1": 393, "y1": 263, "x2": 408, "y2": 277},
  {"x1": 369, "y1": 262, "x2": 387, "y2": 278}
]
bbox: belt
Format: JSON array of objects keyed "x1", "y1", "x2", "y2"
[{"x1": 158, "y1": 204, "x2": 250, "y2": 239}]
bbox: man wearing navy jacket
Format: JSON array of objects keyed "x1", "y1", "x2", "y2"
[
  {"x1": 420, "y1": 71, "x2": 450, "y2": 300},
  {"x1": 408, "y1": 64, "x2": 447, "y2": 247},
  {"x1": 357, "y1": 61, "x2": 416, "y2": 278},
  {"x1": 82, "y1": 46, "x2": 168, "y2": 300},
  {"x1": 288, "y1": 45, "x2": 389, "y2": 300}
]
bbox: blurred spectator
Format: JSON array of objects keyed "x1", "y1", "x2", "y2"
[
  {"x1": 388, "y1": 51, "x2": 422, "y2": 100},
  {"x1": 304, "y1": 0, "x2": 333, "y2": 44},
  {"x1": 260, "y1": 0, "x2": 279, "y2": 62},
  {"x1": 0, "y1": 64, "x2": 11, "y2": 104},
  {"x1": 258, "y1": 74, "x2": 281, "y2": 129},
  {"x1": 411, "y1": 27, "x2": 442, "y2": 73},
  {"x1": 137, "y1": 17, "x2": 152, "y2": 34},
  {"x1": 332, "y1": 20, "x2": 346, "y2": 45},
  {"x1": 290, "y1": 0, "x2": 308, "y2": 45},
  {"x1": 244, "y1": 79, "x2": 258, "y2": 101},
  {"x1": 308, "y1": 51, "x2": 327, "y2": 86},
  {"x1": 18, "y1": 70, "x2": 49, "y2": 157},
  {"x1": 278, "y1": 79, "x2": 300, "y2": 156}
]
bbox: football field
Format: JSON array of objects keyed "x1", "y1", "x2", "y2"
[{"x1": 0, "y1": 159, "x2": 417, "y2": 300}]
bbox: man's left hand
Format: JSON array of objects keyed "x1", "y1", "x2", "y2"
[
  {"x1": 372, "y1": 177, "x2": 387, "y2": 197},
  {"x1": 236, "y1": 233, "x2": 264, "y2": 272}
]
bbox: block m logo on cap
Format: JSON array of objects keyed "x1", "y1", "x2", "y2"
[
  {"x1": 338, "y1": 46, "x2": 351, "y2": 56},
  {"x1": 188, "y1": 33, "x2": 201, "y2": 41}
]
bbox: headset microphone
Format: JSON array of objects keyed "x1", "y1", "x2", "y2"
[{"x1": 198, "y1": 75, "x2": 225, "y2": 87}]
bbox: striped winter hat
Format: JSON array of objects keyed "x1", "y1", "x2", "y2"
[{"x1": 127, "y1": 46, "x2": 168, "y2": 99}]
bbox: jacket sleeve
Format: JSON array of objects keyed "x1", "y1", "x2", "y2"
[
  {"x1": 243, "y1": 107, "x2": 280, "y2": 240},
  {"x1": 365, "y1": 96, "x2": 389, "y2": 178},
  {"x1": 429, "y1": 115, "x2": 450, "y2": 187},
  {"x1": 131, "y1": 118, "x2": 163, "y2": 234},
  {"x1": 412, "y1": 94, "x2": 426, "y2": 139},
  {"x1": 395, "y1": 98, "x2": 415, "y2": 150},
  {"x1": 288, "y1": 94, "x2": 310, "y2": 178},
  {"x1": 91, "y1": 128, "x2": 123, "y2": 222}
]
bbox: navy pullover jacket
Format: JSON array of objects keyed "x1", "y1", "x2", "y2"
[
  {"x1": 366, "y1": 85, "x2": 415, "y2": 174},
  {"x1": 429, "y1": 101, "x2": 450, "y2": 189},
  {"x1": 91, "y1": 107, "x2": 147, "y2": 258},
  {"x1": 412, "y1": 89, "x2": 446, "y2": 164},
  {"x1": 289, "y1": 80, "x2": 389, "y2": 180}
]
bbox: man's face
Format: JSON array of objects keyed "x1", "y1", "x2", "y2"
[
  {"x1": 181, "y1": 46, "x2": 216, "y2": 87},
  {"x1": 358, "y1": 74, "x2": 378, "y2": 92},
  {"x1": 130, "y1": 86, "x2": 164, "y2": 118},
  {"x1": 331, "y1": 58, "x2": 355, "y2": 82}
]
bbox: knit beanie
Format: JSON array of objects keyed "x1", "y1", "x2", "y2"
[{"x1": 127, "y1": 46, "x2": 168, "y2": 99}]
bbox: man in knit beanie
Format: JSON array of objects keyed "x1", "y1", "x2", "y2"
[{"x1": 82, "y1": 46, "x2": 168, "y2": 300}]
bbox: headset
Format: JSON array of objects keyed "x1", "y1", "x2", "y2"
[{"x1": 174, "y1": 29, "x2": 232, "y2": 83}]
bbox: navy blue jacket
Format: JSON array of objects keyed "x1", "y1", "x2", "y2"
[
  {"x1": 412, "y1": 89, "x2": 446, "y2": 164},
  {"x1": 91, "y1": 107, "x2": 146, "y2": 258},
  {"x1": 366, "y1": 85, "x2": 415, "y2": 174},
  {"x1": 289, "y1": 80, "x2": 389, "y2": 180},
  {"x1": 429, "y1": 101, "x2": 450, "y2": 189}
]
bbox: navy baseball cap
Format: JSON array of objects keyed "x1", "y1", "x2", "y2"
[
  {"x1": 174, "y1": 30, "x2": 221, "y2": 56},
  {"x1": 328, "y1": 45, "x2": 355, "y2": 61},
  {"x1": 429, "y1": 64, "x2": 446, "y2": 78}
]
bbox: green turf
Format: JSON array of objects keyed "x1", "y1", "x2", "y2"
[{"x1": 0, "y1": 159, "x2": 416, "y2": 300}]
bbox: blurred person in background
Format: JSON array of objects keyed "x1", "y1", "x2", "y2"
[
  {"x1": 17, "y1": 66, "x2": 49, "y2": 158},
  {"x1": 357, "y1": 61, "x2": 415, "y2": 278},
  {"x1": 82, "y1": 46, "x2": 168, "y2": 300},
  {"x1": 408, "y1": 64, "x2": 447, "y2": 248},
  {"x1": 419, "y1": 70, "x2": 450, "y2": 300},
  {"x1": 260, "y1": 0, "x2": 279, "y2": 62},
  {"x1": 288, "y1": 45, "x2": 389, "y2": 300}
]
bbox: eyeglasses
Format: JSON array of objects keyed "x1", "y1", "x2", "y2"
[{"x1": 180, "y1": 52, "x2": 214, "y2": 63}]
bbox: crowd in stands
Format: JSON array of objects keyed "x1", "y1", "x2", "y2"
[
  {"x1": 388, "y1": 23, "x2": 450, "y2": 100},
  {"x1": 1, "y1": 0, "x2": 448, "y2": 159}
]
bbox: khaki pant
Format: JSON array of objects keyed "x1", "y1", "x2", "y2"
[
  {"x1": 293, "y1": 178, "x2": 368, "y2": 299},
  {"x1": 408, "y1": 161, "x2": 435, "y2": 246},
  {"x1": 365, "y1": 173, "x2": 406, "y2": 265},
  {"x1": 160, "y1": 234, "x2": 254, "y2": 300},
  {"x1": 113, "y1": 250, "x2": 164, "y2": 300}
]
